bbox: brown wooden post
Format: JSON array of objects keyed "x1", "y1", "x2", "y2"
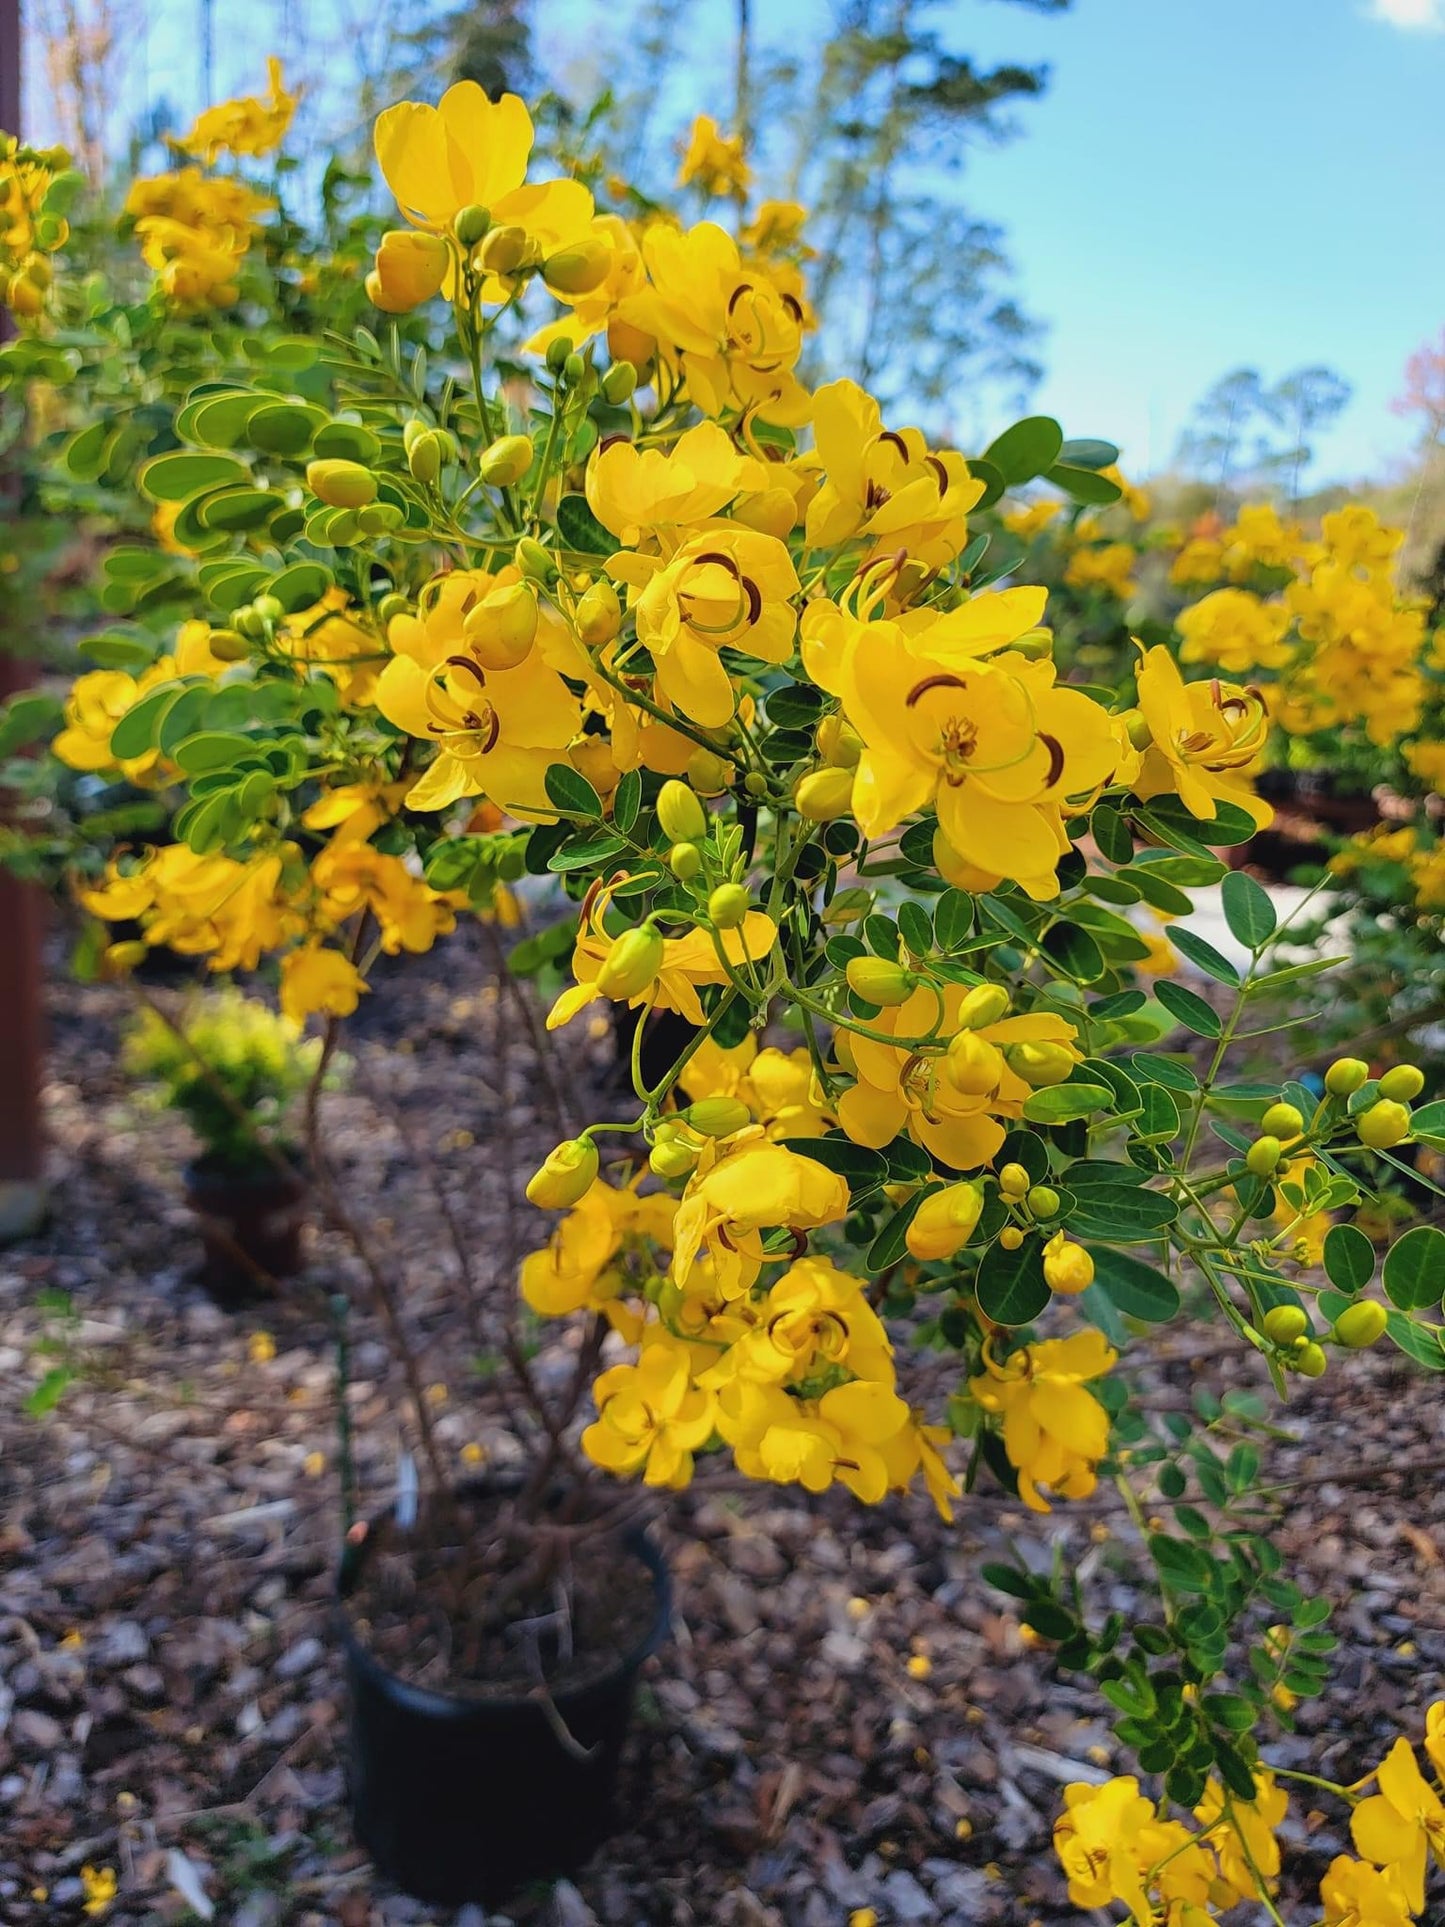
[{"x1": 0, "y1": 0, "x2": 49, "y2": 1242}]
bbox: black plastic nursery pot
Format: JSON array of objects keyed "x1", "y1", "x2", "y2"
[
  {"x1": 183, "y1": 1155, "x2": 308, "y2": 1305},
  {"x1": 336, "y1": 1509, "x2": 672, "y2": 1908}
]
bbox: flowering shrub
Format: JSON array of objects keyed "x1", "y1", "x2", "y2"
[{"x1": 6, "y1": 68, "x2": 1445, "y2": 1923}]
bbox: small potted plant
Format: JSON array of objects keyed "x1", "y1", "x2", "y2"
[{"x1": 124, "y1": 987, "x2": 318, "y2": 1302}]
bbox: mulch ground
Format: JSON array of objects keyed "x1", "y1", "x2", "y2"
[{"x1": 2, "y1": 927, "x2": 1443, "y2": 1926}]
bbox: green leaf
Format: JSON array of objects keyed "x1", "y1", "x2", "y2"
[
  {"x1": 267, "y1": 561, "x2": 334, "y2": 612},
  {"x1": 782, "y1": 1135, "x2": 889, "y2": 1201},
  {"x1": 1167, "y1": 927, "x2": 1241, "y2": 987},
  {"x1": 1382, "y1": 1226, "x2": 1445, "y2": 1311},
  {"x1": 246, "y1": 399, "x2": 327, "y2": 456},
  {"x1": 1136, "y1": 1081, "x2": 1181, "y2": 1143},
  {"x1": 612, "y1": 767, "x2": 642, "y2": 835},
  {"x1": 963, "y1": 457, "x2": 1006, "y2": 509},
  {"x1": 867, "y1": 1191, "x2": 929, "y2": 1272},
  {"x1": 1047, "y1": 462, "x2": 1123, "y2": 505},
  {"x1": 1092, "y1": 803, "x2": 1133, "y2": 865},
  {"x1": 1021, "y1": 1081, "x2": 1114, "y2": 1125},
  {"x1": 1129, "y1": 1050, "x2": 1199, "y2": 1093},
  {"x1": 933, "y1": 888, "x2": 973, "y2": 951},
  {"x1": 1058, "y1": 437, "x2": 1120, "y2": 471},
  {"x1": 1149, "y1": 1532, "x2": 1214, "y2": 1592},
  {"x1": 313, "y1": 420, "x2": 382, "y2": 463},
  {"x1": 1322, "y1": 1223, "x2": 1375, "y2": 1294},
  {"x1": 976, "y1": 1236, "x2": 1050, "y2": 1325},
  {"x1": 1407, "y1": 1100, "x2": 1445, "y2": 1152},
  {"x1": 765, "y1": 683, "x2": 826, "y2": 729},
  {"x1": 195, "y1": 484, "x2": 287, "y2": 531},
  {"x1": 1089, "y1": 1247, "x2": 1180, "y2": 1323},
  {"x1": 1042, "y1": 920, "x2": 1105, "y2": 984},
  {"x1": 543, "y1": 762, "x2": 603, "y2": 819},
  {"x1": 1068, "y1": 1190, "x2": 1177, "y2": 1242},
  {"x1": 1221, "y1": 871, "x2": 1276, "y2": 950},
  {"x1": 547, "y1": 832, "x2": 628, "y2": 872},
  {"x1": 983, "y1": 415, "x2": 1064, "y2": 485},
  {"x1": 898, "y1": 899, "x2": 933, "y2": 957},
  {"x1": 1154, "y1": 979, "x2": 1223, "y2": 1039},
  {"x1": 138, "y1": 450, "x2": 249, "y2": 502},
  {"x1": 556, "y1": 493, "x2": 615, "y2": 556},
  {"x1": 108, "y1": 685, "x2": 182, "y2": 762},
  {"x1": 172, "y1": 731, "x2": 265, "y2": 774},
  {"x1": 23, "y1": 1366, "x2": 73, "y2": 1418},
  {"x1": 0, "y1": 692, "x2": 62, "y2": 757},
  {"x1": 1385, "y1": 1312, "x2": 1445, "y2": 1372}
]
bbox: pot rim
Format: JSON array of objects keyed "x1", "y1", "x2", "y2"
[{"x1": 334, "y1": 1481, "x2": 671, "y2": 1719}]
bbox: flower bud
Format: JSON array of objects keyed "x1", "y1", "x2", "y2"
[
  {"x1": 462, "y1": 582, "x2": 538, "y2": 669},
  {"x1": 1333, "y1": 1300, "x2": 1388, "y2": 1349},
  {"x1": 1263, "y1": 1304, "x2": 1308, "y2": 1346},
  {"x1": 815, "y1": 714, "x2": 863, "y2": 769},
  {"x1": 251, "y1": 595, "x2": 284, "y2": 625},
  {"x1": 575, "y1": 578, "x2": 622, "y2": 645},
  {"x1": 1294, "y1": 1340, "x2": 1328, "y2": 1379},
  {"x1": 544, "y1": 235, "x2": 612, "y2": 295},
  {"x1": 595, "y1": 923, "x2": 663, "y2": 999},
  {"x1": 944, "y1": 1029, "x2": 1003, "y2": 1097},
  {"x1": 234, "y1": 605, "x2": 266, "y2": 640},
  {"x1": 686, "y1": 1097, "x2": 753, "y2": 1138},
  {"x1": 708, "y1": 883, "x2": 752, "y2": 930},
  {"x1": 306, "y1": 458, "x2": 378, "y2": 508},
  {"x1": 687, "y1": 748, "x2": 732, "y2": 795},
  {"x1": 957, "y1": 983, "x2": 1010, "y2": 1030},
  {"x1": 1356, "y1": 1100, "x2": 1411, "y2": 1150},
  {"x1": 669, "y1": 842, "x2": 702, "y2": 881},
  {"x1": 1260, "y1": 1102, "x2": 1304, "y2": 1140},
  {"x1": 905, "y1": 1182, "x2": 985, "y2": 1262},
  {"x1": 207, "y1": 628, "x2": 249, "y2": 661},
  {"x1": 407, "y1": 428, "x2": 445, "y2": 484},
  {"x1": 546, "y1": 335, "x2": 574, "y2": 374},
  {"x1": 601, "y1": 361, "x2": 637, "y2": 404},
  {"x1": 564, "y1": 351, "x2": 586, "y2": 386},
  {"x1": 403, "y1": 417, "x2": 431, "y2": 456},
  {"x1": 454, "y1": 203, "x2": 491, "y2": 246},
  {"x1": 525, "y1": 1137, "x2": 599, "y2": 1208},
  {"x1": 998, "y1": 1225, "x2": 1024, "y2": 1251},
  {"x1": 1005, "y1": 1041, "x2": 1075, "y2": 1088},
  {"x1": 1042, "y1": 1232, "x2": 1094, "y2": 1295},
  {"x1": 845, "y1": 956, "x2": 914, "y2": 1007},
  {"x1": 1026, "y1": 1185, "x2": 1061, "y2": 1221},
  {"x1": 793, "y1": 767, "x2": 855, "y2": 822},
  {"x1": 479, "y1": 223, "x2": 533, "y2": 275},
  {"x1": 1245, "y1": 1135, "x2": 1282, "y2": 1178},
  {"x1": 102, "y1": 939, "x2": 149, "y2": 976},
  {"x1": 515, "y1": 536, "x2": 556, "y2": 583},
  {"x1": 650, "y1": 1134, "x2": 701, "y2": 1180},
  {"x1": 1377, "y1": 1064, "x2": 1425, "y2": 1103},
  {"x1": 657, "y1": 780, "x2": 709, "y2": 844},
  {"x1": 744, "y1": 771, "x2": 768, "y2": 798},
  {"x1": 1325, "y1": 1057, "x2": 1370, "y2": 1097},
  {"x1": 479, "y1": 434, "x2": 535, "y2": 487},
  {"x1": 998, "y1": 1163, "x2": 1031, "y2": 1199}
]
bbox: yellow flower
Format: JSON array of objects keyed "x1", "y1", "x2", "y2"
[
  {"x1": 807, "y1": 595, "x2": 1118, "y2": 898},
  {"x1": 81, "y1": 1864, "x2": 118, "y2": 1916},
  {"x1": 1425, "y1": 1701, "x2": 1445, "y2": 1782},
  {"x1": 367, "y1": 227, "x2": 451, "y2": 312},
  {"x1": 1052, "y1": 1777, "x2": 1156, "y2": 1917},
  {"x1": 969, "y1": 1331, "x2": 1115, "y2": 1512},
  {"x1": 248, "y1": 1331, "x2": 276, "y2": 1364},
  {"x1": 1405, "y1": 740, "x2": 1445, "y2": 792},
  {"x1": 1176, "y1": 587, "x2": 1294, "y2": 675},
  {"x1": 279, "y1": 945, "x2": 367, "y2": 1026},
  {"x1": 1132, "y1": 644, "x2": 1272, "y2": 830},
  {"x1": 177, "y1": 57, "x2": 297, "y2": 162},
  {"x1": 586, "y1": 420, "x2": 762, "y2": 548},
  {"x1": 679, "y1": 1034, "x2": 832, "y2": 1140},
  {"x1": 372, "y1": 86, "x2": 592, "y2": 306},
  {"x1": 835, "y1": 981, "x2": 1079, "y2": 1171},
  {"x1": 547, "y1": 879, "x2": 776, "y2": 1031},
  {"x1": 697, "y1": 1255, "x2": 893, "y2": 1390},
  {"x1": 1320, "y1": 1855, "x2": 1414, "y2": 1927},
  {"x1": 617, "y1": 220, "x2": 812, "y2": 425},
  {"x1": 627, "y1": 528, "x2": 799, "y2": 728},
  {"x1": 311, "y1": 844, "x2": 458, "y2": 955},
  {"x1": 1195, "y1": 1770, "x2": 1288, "y2": 1905},
  {"x1": 671, "y1": 1141, "x2": 850, "y2": 1297},
  {"x1": 804, "y1": 378, "x2": 981, "y2": 571},
  {"x1": 520, "y1": 1176, "x2": 675, "y2": 1333},
  {"x1": 1002, "y1": 499, "x2": 1062, "y2": 541},
  {"x1": 1351, "y1": 1737, "x2": 1445, "y2": 1912},
  {"x1": 1064, "y1": 541, "x2": 1138, "y2": 602},
  {"x1": 677, "y1": 115, "x2": 752, "y2": 199},
  {"x1": 375, "y1": 570, "x2": 582, "y2": 812},
  {"x1": 741, "y1": 199, "x2": 811, "y2": 256},
  {"x1": 717, "y1": 1376, "x2": 912, "y2": 1502},
  {"x1": 582, "y1": 1336, "x2": 716, "y2": 1487},
  {"x1": 81, "y1": 845, "x2": 304, "y2": 973}
]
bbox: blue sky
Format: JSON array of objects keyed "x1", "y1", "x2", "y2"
[
  {"x1": 24, "y1": 0, "x2": 1445, "y2": 485},
  {"x1": 945, "y1": 0, "x2": 1445, "y2": 484}
]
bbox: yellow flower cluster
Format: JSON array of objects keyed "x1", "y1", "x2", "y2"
[
  {"x1": 969, "y1": 1330, "x2": 1114, "y2": 1512},
  {"x1": 1330, "y1": 823, "x2": 1445, "y2": 915},
  {"x1": 122, "y1": 62, "x2": 294, "y2": 308},
  {"x1": 1064, "y1": 540, "x2": 1139, "y2": 603},
  {"x1": 0, "y1": 134, "x2": 73, "y2": 317}
]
